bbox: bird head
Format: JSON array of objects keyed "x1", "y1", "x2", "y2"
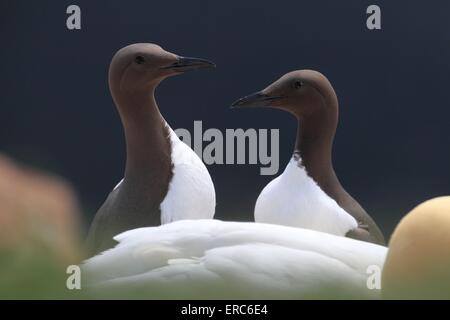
[
  {"x1": 109, "y1": 43, "x2": 215, "y2": 93},
  {"x1": 231, "y1": 70, "x2": 337, "y2": 120}
]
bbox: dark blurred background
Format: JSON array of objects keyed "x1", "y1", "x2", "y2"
[{"x1": 1, "y1": 0, "x2": 449, "y2": 240}]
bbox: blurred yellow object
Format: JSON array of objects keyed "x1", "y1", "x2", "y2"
[
  {"x1": 382, "y1": 196, "x2": 450, "y2": 299},
  {"x1": 0, "y1": 155, "x2": 83, "y2": 299}
]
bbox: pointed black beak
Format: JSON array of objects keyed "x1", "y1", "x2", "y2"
[
  {"x1": 231, "y1": 91, "x2": 285, "y2": 109},
  {"x1": 162, "y1": 56, "x2": 216, "y2": 72}
]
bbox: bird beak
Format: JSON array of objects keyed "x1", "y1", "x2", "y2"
[
  {"x1": 162, "y1": 56, "x2": 216, "y2": 72},
  {"x1": 231, "y1": 91, "x2": 285, "y2": 109}
]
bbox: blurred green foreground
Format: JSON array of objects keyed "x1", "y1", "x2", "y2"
[{"x1": 0, "y1": 155, "x2": 86, "y2": 299}]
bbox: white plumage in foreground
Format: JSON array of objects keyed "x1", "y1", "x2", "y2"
[{"x1": 83, "y1": 220, "x2": 387, "y2": 299}]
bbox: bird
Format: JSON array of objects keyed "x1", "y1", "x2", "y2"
[
  {"x1": 382, "y1": 196, "x2": 450, "y2": 299},
  {"x1": 86, "y1": 44, "x2": 217, "y2": 254},
  {"x1": 231, "y1": 70, "x2": 385, "y2": 245},
  {"x1": 82, "y1": 219, "x2": 387, "y2": 299}
]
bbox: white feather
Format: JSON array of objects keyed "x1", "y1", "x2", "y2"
[
  {"x1": 255, "y1": 158, "x2": 357, "y2": 236},
  {"x1": 83, "y1": 220, "x2": 387, "y2": 299},
  {"x1": 160, "y1": 128, "x2": 216, "y2": 223}
]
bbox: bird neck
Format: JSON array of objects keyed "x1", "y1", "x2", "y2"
[
  {"x1": 293, "y1": 104, "x2": 340, "y2": 195},
  {"x1": 112, "y1": 86, "x2": 172, "y2": 183}
]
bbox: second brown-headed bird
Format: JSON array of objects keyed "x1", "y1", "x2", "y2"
[{"x1": 232, "y1": 70, "x2": 385, "y2": 245}]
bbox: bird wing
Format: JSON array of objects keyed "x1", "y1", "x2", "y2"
[{"x1": 83, "y1": 220, "x2": 387, "y2": 299}]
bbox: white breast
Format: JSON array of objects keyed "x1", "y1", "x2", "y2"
[
  {"x1": 112, "y1": 127, "x2": 216, "y2": 224},
  {"x1": 159, "y1": 128, "x2": 216, "y2": 224},
  {"x1": 83, "y1": 220, "x2": 387, "y2": 299},
  {"x1": 255, "y1": 157, "x2": 357, "y2": 236}
]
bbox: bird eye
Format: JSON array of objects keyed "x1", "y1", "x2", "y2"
[
  {"x1": 294, "y1": 80, "x2": 303, "y2": 89},
  {"x1": 135, "y1": 56, "x2": 146, "y2": 64}
]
